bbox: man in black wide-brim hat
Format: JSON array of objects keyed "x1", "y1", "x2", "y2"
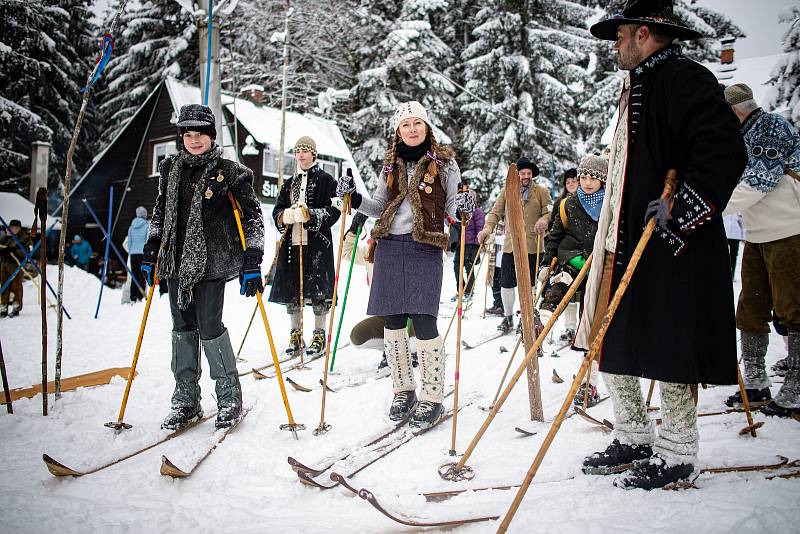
[{"x1": 573, "y1": 0, "x2": 748, "y2": 489}]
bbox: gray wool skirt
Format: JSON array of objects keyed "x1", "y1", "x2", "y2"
[{"x1": 367, "y1": 233, "x2": 443, "y2": 317}]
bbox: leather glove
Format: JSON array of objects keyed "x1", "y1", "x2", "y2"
[
  {"x1": 537, "y1": 265, "x2": 550, "y2": 284},
  {"x1": 348, "y1": 212, "x2": 368, "y2": 236},
  {"x1": 239, "y1": 248, "x2": 263, "y2": 297},
  {"x1": 336, "y1": 169, "x2": 356, "y2": 198},
  {"x1": 644, "y1": 198, "x2": 672, "y2": 228},
  {"x1": 281, "y1": 207, "x2": 296, "y2": 225},
  {"x1": 567, "y1": 255, "x2": 586, "y2": 271},
  {"x1": 455, "y1": 190, "x2": 475, "y2": 221},
  {"x1": 141, "y1": 238, "x2": 159, "y2": 286}
]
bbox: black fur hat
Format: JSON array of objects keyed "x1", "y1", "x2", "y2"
[
  {"x1": 516, "y1": 157, "x2": 540, "y2": 177},
  {"x1": 590, "y1": 0, "x2": 703, "y2": 41}
]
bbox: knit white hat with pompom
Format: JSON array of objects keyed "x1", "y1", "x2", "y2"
[{"x1": 392, "y1": 101, "x2": 430, "y2": 132}]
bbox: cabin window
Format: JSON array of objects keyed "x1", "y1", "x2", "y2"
[
  {"x1": 262, "y1": 148, "x2": 296, "y2": 177},
  {"x1": 151, "y1": 141, "x2": 177, "y2": 175},
  {"x1": 318, "y1": 158, "x2": 339, "y2": 179}
]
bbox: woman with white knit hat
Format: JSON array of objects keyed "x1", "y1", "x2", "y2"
[{"x1": 336, "y1": 101, "x2": 475, "y2": 428}]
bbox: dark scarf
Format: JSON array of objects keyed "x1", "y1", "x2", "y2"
[
  {"x1": 396, "y1": 137, "x2": 432, "y2": 163},
  {"x1": 577, "y1": 186, "x2": 605, "y2": 222},
  {"x1": 628, "y1": 45, "x2": 683, "y2": 145},
  {"x1": 159, "y1": 143, "x2": 222, "y2": 309}
]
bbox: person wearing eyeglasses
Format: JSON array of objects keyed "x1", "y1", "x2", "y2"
[{"x1": 723, "y1": 83, "x2": 800, "y2": 419}]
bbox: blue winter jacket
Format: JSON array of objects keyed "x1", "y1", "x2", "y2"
[
  {"x1": 69, "y1": 240, "x2": 93, "y2": 267},
  {"x1": 127, "y1": 217, "x2": 149, "y2": 255}
]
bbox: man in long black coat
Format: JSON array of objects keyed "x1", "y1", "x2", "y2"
[
  {"x1": 574, "y1": 0, "x2": 748, "y2": 489},
  {"x1": 269, "y1": 136, "x2": 340, "y2": 358}
]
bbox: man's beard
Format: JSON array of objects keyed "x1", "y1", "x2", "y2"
[{"x1": 617, "y1": 39, "x2": 643, "y2": 71}]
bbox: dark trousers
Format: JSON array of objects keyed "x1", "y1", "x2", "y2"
[
  {"x1": 129, "y1": 254, "x2": 145, "y2": 301},
  {"x1": 736, "y1": 235, "x2": 800, "y2": 334},
  {"x1": 453, "y1": 244, "x2": 479, "y2": 296},
  {"x1": 0, "y1": 262, "x2": 22, "y2": 306},
  {"x1": 727, "y1": 239, "x2": 740, "y2": 279},
  {"x1": 168, "y1": 279, "x2": 226, "y2": 340},
  {"x1": 385, "y1": 313, "x2": 438, "y2": 340},
  {"x1": 499, "y1": 252, "x2": 536, "y2": 289},
  {"x1": 491, "y1": 263, "x2": 502, "y2": 307}
]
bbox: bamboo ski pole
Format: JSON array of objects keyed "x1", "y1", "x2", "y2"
[
  {"x1": 533, "y1": 233, "x2": 542, "y2": 297},
  {"x1": 329, "y1": 223, "x2": 361, "y2": 373},
  {"x1": 105, "y1": 253, "x2": 159, "y2": 431},
  {"x1": 0, "y1": 340, "x2": 11, "y2": 414},
  {"x1": 298, "y1": 218, "x2": 306, "y2": 368},
  {"x1": 645, "y1": 379, "x2": 656, "y2": 408},
  {"x1": 487, "y1": 256, "x2": 555, "y2": 411},
  {"x1": 442, "y1": 242, "x2": 485, "y2": 344},
  {"x1": 238, "y1": 231, "x2": 287, "y2": 362},
  {"x1": 36, "y1": 188, "x2": 48, "y2": 416},
  {"x1": 315, "y1": 189, "x2": 351, "y2": 435},
  {"x1": 496, "y1": 170, "x2": 678, "y2": 534},
  {"x1": 228, "y1": 192, "x2": 302, "y2": 437},
  {"x1": 449, "y1": 205, "x2": 468, "y2": 457},
  {"x1": 438, "y1": 254, "x2": 593, "y2": 482}
]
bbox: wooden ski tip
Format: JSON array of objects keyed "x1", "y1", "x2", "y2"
[
  {"x1": 286, "y1": 377, "x2": 312, "y2": 392},
  {"x1": 318, "y1": 379, "x2": 336, "y2": 393},
  {"x1": 438, "y1": 462, "x2": 475, "y2": 481},
  {"x1": 499, "y1": 345, "x2": 508, "y2": 353},
  {"x1": 42, "y1": 454, "x2": 83, "y2": 477},
  {"x1": 551, "y1": 369, "x2": 564, "y2": 383},
  {"x1": 514, "y1": 427, "x2": 537, "y2": 437},
  {"x1": 252, "y1": 368, "x2": 269, "y2": 380},
  {"x1": 160, "y1": 455, "x2": 190, "y2": 478}
]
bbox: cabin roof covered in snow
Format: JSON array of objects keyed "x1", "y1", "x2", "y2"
[{"x1": 0, "y1": 192, "x2": 61, "y2": 229}]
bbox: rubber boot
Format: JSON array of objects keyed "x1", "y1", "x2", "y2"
[
  {"x1": 202, "y1": 329, "x2": 243, "y2": 428},
  {"x1": 163, "y1": 330, "x2": 203, "y2": 430}
]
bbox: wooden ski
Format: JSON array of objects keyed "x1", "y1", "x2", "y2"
[
  {"x1": 43, "y1": 412, "x2": 215, "y2": 477},
  {"x1": 160, "y1": 406, "x2": 252, "y2": 478},
  {"x1": 11, "y1": 367, "x2": 135, "y2": 402}
]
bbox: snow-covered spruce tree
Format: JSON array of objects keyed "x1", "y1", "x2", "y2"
[
  {"x1": 342, "y1": 0, "x2": 457, "y2": 187},
  {"x1": 765, "y1": 5, "x2": 800, "y2": 130},
  {"x1": 96, "y1": 0, "x2": 198, "y2": 145},
  {"x1": 458, "y1": 0, "x2": 596, "y2": 201},
  {"x1": 0, "y1": 0, "x2": 97, "y2": 195}
]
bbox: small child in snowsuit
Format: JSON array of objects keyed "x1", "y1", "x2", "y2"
[{"x1": 538, "y1": 154, "x2": 607, "y2": 406}]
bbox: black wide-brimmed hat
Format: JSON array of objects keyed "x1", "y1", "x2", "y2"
[{"x1": 590, "y1": 0, "x2": 704, "y2": 41}]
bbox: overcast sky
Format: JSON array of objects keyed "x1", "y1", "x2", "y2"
[{"x1": 697, "y1": 0, "x2": 792, "y2": 58}]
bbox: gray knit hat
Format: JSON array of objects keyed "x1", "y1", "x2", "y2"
[
  {"x1": 724, "y1": 83, "x2": 754, "y2": 106},
  {"x1": 135, "y1": 206, "x2": 147, "y2": 218},
  {"x1": 577, "y1": 154, "x2": 608, "y2": 182}
]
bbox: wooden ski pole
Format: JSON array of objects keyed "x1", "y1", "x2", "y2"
[
  {"x1": 329, "y1": 223, "x2": 362, "y2": 373},
  {"x1": 439, "y1": 254, "x2": 593, "y2": 482},
  {"x1": 496, "y1": 169, "x2": 678, "y2": 534},
  {"x1": 645, "y1": 379, "x2": 656, "y2": 408},
  {"x1": 236, "y1": 303, "x2": 258, "y2": 362},
  {"x1": 228, "y1": 192, "x2": 302, "y2": 437},
  {"x1": 0, "y1": 336, "x2": 12, "y2": 414},
  {"x1": 488, "y1": 334, "x2": 523, "y2": 410},
  {"x1": 442, "y1": 242, "x2": 485, "y2": 343},
  {"x1": 449, "y1": 200, "x2": 468, "y2": 456},
  {"x1": 36, "y1": 188, "x2": 48, "y2": 416},
  {"x1": 315, "y1": 189, "x2": 351, "y2": 435},
  {"x1": 736, "y1": 365, "x2": 761, "y2": 437},
  {"x1": 533, "y1": 233, "x2": 542, "y2": 296},
  {"x1": 298, "y1": 217, "x2": 306, "y2": 368},
  {"x1": 105, "y1": 250, "x2": 160, "y2": 431}
]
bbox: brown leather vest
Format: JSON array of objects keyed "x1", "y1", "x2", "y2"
[{"x1": 371, "y1": 146, "x2": 454, "y2": 250}]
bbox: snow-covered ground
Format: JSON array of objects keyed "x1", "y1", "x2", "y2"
[{"x1": 1, "y1": 247, "x2": 798, "y2": 533}]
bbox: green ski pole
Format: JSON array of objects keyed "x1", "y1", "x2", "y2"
[{"x1": 329, "y1": 224, "x2": 362, "y2": 372}]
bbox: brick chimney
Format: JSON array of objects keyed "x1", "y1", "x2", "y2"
[
  {"x1": 240, "y1": 84, "x2": 266, "y2": 105},
  {"x1": 720, "y1": 37, "x2": 735, "y2": 65}
]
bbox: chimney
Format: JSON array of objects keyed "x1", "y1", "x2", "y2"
[
  {"x1": 240, "y1": 84, "x2": 266, "y2": 105},
  {"x1": 720, "y1": 37, "x2": 735, "y2": 65},
  {"x1": 29, "y1": 141, "x2": 50, "y2": 203}
]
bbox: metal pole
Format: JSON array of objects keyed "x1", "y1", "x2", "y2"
[
  {"x1": 276, "y1": 1, "x2": 291, "y2": 191},
  {"x1": 94, "y1": 186, "x2": 114, "y2": 319},
  {"x1": 198, "y1": 0, "x2": 222, "y2": 140}
]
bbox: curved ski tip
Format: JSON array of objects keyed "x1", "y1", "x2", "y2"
[
  {"x1": 160, "y1": 455, "x2": 190, "y2": 478},
  {"x1": 252, "y1": 369, "x2": 269, "y2": 380},
  {"x1": 42, "y1": 454, "x2": 83, "y2": 477}
]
